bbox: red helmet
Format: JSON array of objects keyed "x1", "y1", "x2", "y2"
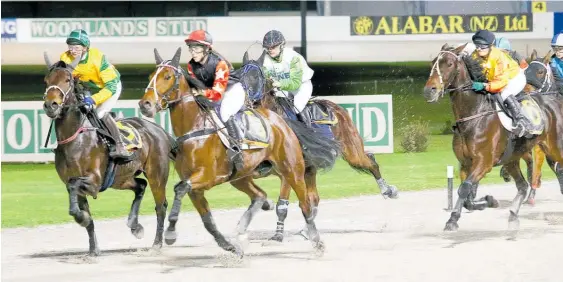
[{"x1": 185, "y1": 30, "x2": 213, "y2": 47}]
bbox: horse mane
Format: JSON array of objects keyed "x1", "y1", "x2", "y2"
[{"x1": 461, "y1": 53, "x2": 486, "y2": 82}]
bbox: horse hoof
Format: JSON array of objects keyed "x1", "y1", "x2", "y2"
[
  {"x1": 164, "y1": 230, "x2": 177, "y2": 245},
  {"x1": 312, "y1": 240, "x2": 326, "y2": 258},
  {"x1": 131, "y1": 224, "x2": 144, "y2": 239},
  {"x1": 296, "y1": 229, "x2": 310, "y2": 241},
  {"x1": 152, "y1": 242, "x2": 163, "y2": 251},
  {"x1": 89, "y1": 248, "x2": 101, "y2": 256},
  {"x1": 526, "y1": 198, "x2": 536, "y2": 206},
  {"x1": 444, "y1": 222, "x2": 459, "y2": 232},
  {"x1": 508, "y1": 218, "x2": 520, "y2": 231},
  {"x1": 269, "y1": 233, "x2": 284, "y2": 242},
  {"x1": 262, "y1": 199, "x2": 275, "y2": 211},
  {"x1": 486, "y1": 195, "x2": 499, "y2": 208}
]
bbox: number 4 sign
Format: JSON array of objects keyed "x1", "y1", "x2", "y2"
[{"x1": 532, "y1": 1, "x2": 547, "y2": 13}]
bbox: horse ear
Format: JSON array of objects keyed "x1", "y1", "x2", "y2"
[
  {"x1": 154, "y1": 48, "x2": 163, "y2": 65},
  {"x1": 257, "y1": 50, "x2": 266, "y2": 66},
  {"x1": 69, "y1": 54, "x2": 81, "y2": 69},
  {"x1": 530, "y1": 49, "x2": 538, "y2": 61},
  {"x1": 171, "y1": 47, "x2": 182, "y2": 67},
  {"x1": 453, "y1": 43, "x2": 467, "y2": 54},
  {"x1": 43, "y1": 52, "x2": 52, "y2": 69},
  {"x1": 543, "y1": 49, "x2": 554, "y2": 64},
  {"x1": 242, "y1": 51, "x2": 249, "y2": 64},
  {"x1": 441, "y1": 43, "x2": 450, "y2": 51}
]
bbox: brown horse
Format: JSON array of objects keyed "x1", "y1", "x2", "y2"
[
  {"x1": 499, "y1": 49, "x2": 562, "y2": 205},
  {"x1": 138, "y1": 48, "x2": 340, "y2": 257},
  {"x1": 42, "y1": 54, "x2": 177, "y2": 255},
  {"x1": 423, "y1": 43, "x2": 563, "y2": 231}
]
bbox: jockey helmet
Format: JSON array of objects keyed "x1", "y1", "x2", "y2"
[
  {"x1": 495, "y1": 37, "x2": 512, "y2": 51},
  {"x1": 472, "y1": 30, "x2": 495, "y2": 46},
  {"x1": 551, "y1": 32, "x2": 563, "y2": 47},
  {"x1": 185, "y1": 30, "x2": 213, "y2": 48},
  {"x1": 262, "y1": 30, "x2": 285, "y2": 48},
  {"x1": 66, "y1": 29, "x2": 90, "y2": 48}
]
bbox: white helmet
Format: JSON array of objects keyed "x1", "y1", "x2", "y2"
[{"x1": 551, "y1": 33, "x2": 563, "y2": 47}]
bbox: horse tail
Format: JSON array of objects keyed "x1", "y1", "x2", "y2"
[
  {"x1": 283, "y1": 118, "x2": 341, "y2": 172},
  {"x1": 314, "y1": 99, "x2": 374, "y2": 175},
  {"x1": 166, "y1": 131, "x2": 179, "y2": 161}
]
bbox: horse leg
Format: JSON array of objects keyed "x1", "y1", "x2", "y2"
[
  {"x1": 188, "y1": 189, "x2": 243, "y2": 257},
  {"x1": 230, "y1": 177, "x2": 267, "y2": 235},
  {"x1": 269, "y1": 178, "x2": 291, "y2": 242},
  {"x1": 366, "y1": 153, "x2": 399, "y2": 198},
  {"x1": 503, "y1": 160, "x2": 529, "y2": 230},
  {"x1": 164, "y1": 180, "x2": 190, "y2": 245},
  {"x1": 545, "y1": 157, "x2": 563, "y2": 194},
  {"x1": 125, "y1": 178, "x2": 147, "y2": 239},
  {"x1": 297, "y1": 167, "x2": 319, "y2": 241},
  {"x1": 444, "y1": 161, "x2": 498, "y2": 231},
  {"x1": 144, "y1": 160, "x2": 169, "y2": 249},
  {"x1": 525, "y1": 146, "x2": 543, "y2": 205},
  {"x1": 78, "y1": 196, "x2": 100, "y2": 256},
  {"x1": 67, "y1": 177, "x2": 99, "y2": 255}
]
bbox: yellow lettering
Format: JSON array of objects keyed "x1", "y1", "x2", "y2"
[
  {"x1": 375, "y1": 17, "x2": 391, "y2": 35},
  {"x1": 518, "y1": 15, "x2": 529, "y2": 30},
  {"x1": 433, "y1": 16, "x2": 449, "y2": 33},
  {"x1": 418, "y1": 16, "x2": 433, "y2": 33},
  {"x1": 471, "y1": 16, "x2": 486, "y2": 31},
  {"x1": 391, "y1": 17, "x2": 405, "y2": 34},
  {"x1": 403, "y1": 16, "x2": 419, "y2": 34},
  {"x1": 449, "y1": 16, "x2": 464, "y2": 33},
  {"x1": 504, "y1": 16, "x2": 515, "y2": 31}
]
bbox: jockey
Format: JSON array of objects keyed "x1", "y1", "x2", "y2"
[
  {"x1": 470, "y1": 30, "x2": 532, "y2": 138},
  {"x1": 549, "y1": 32, "x2": 563, "y2": 93},
  {"x1": 495, "y1": 37, "x2": 528, "y2": 69},
  {"x1": 261, "y1": 30, "x2": 315, "y2": 127},
  {"x1": 60, "y1": 29, "x2": 132, "y2": 160},
  {"x1": 184, "y1": 29, "x2": 245, "y2": 170}
]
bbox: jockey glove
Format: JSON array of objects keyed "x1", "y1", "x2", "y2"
[
  {"x1": 83, "y1": 96, "x2": 96, "y2": 111},
  {"x1": 472, "y1": 82, "x2": 485, "y2": 91},
  {"x1": 195, "y1": 94, "x2": 215, "y2": 108}
]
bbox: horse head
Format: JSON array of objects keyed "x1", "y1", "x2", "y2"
[
  {"x1": 423, "y1": 43, "x2": 471, "y2": 103},
  {"x1": 42, "y1": 52, "x2": 81, "y2": 119},
  {"x1": 525, "y1": 49, "x2": 557, "y2": 93},
  {"x1": 238, "y1": 50, "x2": 267, "y2": 105},
  {"x1": 139, "y1": 47, "x2": 187, "y2": 118}
]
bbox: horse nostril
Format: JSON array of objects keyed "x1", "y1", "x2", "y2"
[{"x1": 50, "y1": 101, "x2": 58, "y2": 109}]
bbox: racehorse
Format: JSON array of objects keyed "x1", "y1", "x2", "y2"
[
  {"x1": 42, "y1": 54, "x2": 177, "y2": 255},
  {"x1": 499, "y1": 49, "x2": 562, "y2": 205},
  {"x1": 423, "y1": 43, "x2": 563, "y2": 231},
  {"x1": 138, "y1": 47, "x2": 340, "y2": 257}
]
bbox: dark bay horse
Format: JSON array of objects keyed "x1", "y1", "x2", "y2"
[
  {"x1": 138, "y1": 48, "x2": 340, "y2": 257},
  {"x1": 42, "y1": 54, "x2": 177, "y2": 255},
  {"x1": 423, "y1": 43, "x2": 563, "y2": 231},
  {"x1": 500, "y1": 49, "x2": 563, "y2": 205}
]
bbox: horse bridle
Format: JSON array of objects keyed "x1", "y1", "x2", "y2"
[
  {"x1": 43, "y1": 67, "x2": 76, "y2": 109},
  {"x1": 144, "y1": 61, "x2": 186, "y2": 112},
  {"x1": 528, "y1": 61, "x2": 554, "y2": 92},
  {"x1": 430, "y1": 50, "x2": 472, "y2": 98}
]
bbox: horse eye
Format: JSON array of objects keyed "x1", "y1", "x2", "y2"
[
  {"x1": 165, "y1": 75, "x2": 171, "y2": 80},
  {"x1": 66, "y1": 79, "x2": 71, "y2": 82}
]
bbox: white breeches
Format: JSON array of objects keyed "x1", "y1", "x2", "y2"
[
  {"x1": 500, "y1": 71, "x2": 526, "y2": 101},
  {"x1": 95, "y1": 81, "x2": 122, "y2": 119},
  {"x1": 220, "y1": 82, "x2": 246, "y2": 122},
  {"x1": 273, "y1": 80, "x2": 313, "y2": 113}
]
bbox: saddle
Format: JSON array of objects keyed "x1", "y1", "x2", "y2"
[
  {"x1": 205, "y1": 107, "x2": 271, "y2": 151},
  {"x1": 491, "y1": 92, "x2": 545, "y2": 137},
  {"x1": 275, "y1": 97, "x2": 338, "y2": 139}
]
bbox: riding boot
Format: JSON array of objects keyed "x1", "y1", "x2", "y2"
[
  {"x1": 297, "y1": 111, "x2": 312, "y2": 128},
  {"x1": 101, "y1": 114, "x2": 133, "y2": 160},
  {"x1": 503, "y1": 95, "x2": 530, "y2": 138},
  {"x1": 224, "y1": 118, "x2": 245, "y2": 171}
]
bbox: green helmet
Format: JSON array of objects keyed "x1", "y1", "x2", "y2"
[{"x1": 66, "y1": 29, "x2": 90, "y2": 48}]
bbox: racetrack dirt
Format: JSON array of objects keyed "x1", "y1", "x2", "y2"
[{"x1": 3, "y1": 180, "x2": 563, "y2": 282}]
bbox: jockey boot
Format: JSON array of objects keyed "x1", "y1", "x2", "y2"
[
  {"x1": 225, "y1": 118, "x2": 245, "y2": 171},
  {"x1": 503, "y1": 95, "x2": 530, "y2": 138},
  {"x1": 101, "y1": 114, "x2": 133, "y2": 160},
  {"x1": 297, "y1": 111, "x2": 312, "y2": 128}
]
